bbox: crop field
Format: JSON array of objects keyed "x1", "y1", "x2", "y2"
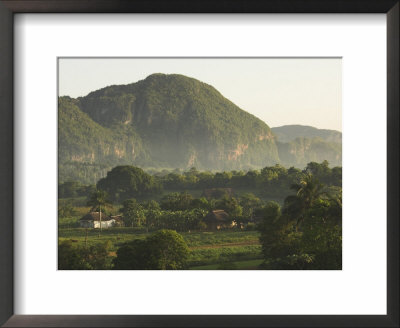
[{"x1": 58, "y1": 221, "x2": 263, "y2": 269}]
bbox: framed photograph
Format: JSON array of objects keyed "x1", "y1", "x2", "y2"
[{"x1": 0, "y1": 1, "x2": 398, "y2": 327}]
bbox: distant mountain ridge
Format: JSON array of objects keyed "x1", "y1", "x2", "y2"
[
  {"x1": 271, "y1": 125, "x2": 342, "y2": 143},
  {"x1": 272, "y1": 125, "x2": 342, "y2": 168},
  {"x1": 59, "y1": 74, "x2": 342, "y2": 184}
]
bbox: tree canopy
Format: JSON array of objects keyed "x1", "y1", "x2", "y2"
[
  {"x1": 97, "y1": 165, "x2": 161, "y2": 202},
  {"x1": 257, "y1": 174, "x2": 342, "y2": 270},
  {"x1": 113, "y1": 230, "x2": 190, "y2": 270}
]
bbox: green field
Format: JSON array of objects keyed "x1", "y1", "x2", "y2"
[
  {"x1": 189, "y1": 259, "x2": 264, "y2": 270},
  {"x1": 58, "y1": 222, "x2": 263, "y2": 269}
]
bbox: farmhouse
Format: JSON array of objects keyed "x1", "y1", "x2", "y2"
[
  {"x1": 110, "y1": 215, "x2": 124, "y2": 227},
  {"x1": 79, "y1": 212, "x2": 117, "y2": 229},
  {"x1": 203, "y1": 210, "x2": 235, "y2": 230}
]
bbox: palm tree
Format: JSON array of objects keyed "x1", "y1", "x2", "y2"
[
  {"x1": 284, "y1": 173, "x2": 326, "y2": 229},
  {"x1": 87, "y1": 190, "x2": 113, "y2": 236},
  {"x1": 327, "y1": 190, "x2": 342, "y2": 225},
  {"x1": 291, "y1": 172, "x2": 326, "y2": 209}
]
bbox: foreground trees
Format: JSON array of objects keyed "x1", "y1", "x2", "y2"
[
  {"x1": 283, "y1": 172, "x2": 326, "y2": 228},
  {"x1": 58, "y1": 240, "x2": 112, "y2": 270},
  {"x1": 113, "y1": 230, "x2": 190, "y2": 269},
  {"x1": 257, "y1": 173, "x2": 342, "y2": 269}
]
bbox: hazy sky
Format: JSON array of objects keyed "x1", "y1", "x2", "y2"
[{"x1": 59, "y1": 58, "x2": 342, "y2": 131}]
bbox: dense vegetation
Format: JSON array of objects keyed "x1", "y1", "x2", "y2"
[
  {"x1": 113, "y1": 230, "x2": 190, "y2": 270},
  {"x1": 59, "y1": 160, "x2": 341, "y2": 203},
  {"x1": 97, "y1": 166, "x2": 161, "y2": 202},
  {"x1": 58, "y1": 239, "x2": 112, "y2": 270},
  {"x1": 257, "y1": 173, "x2": 341, "y2": 269},
  {"x1": 58, "y1": 161, "x2": 341, "y2": 270},
  {"x1": 59, "y1": 74, "x2": 341, "y2": 184},
  {"x1": 58, "y1": 229, "x2": 263, "y2": 270}
]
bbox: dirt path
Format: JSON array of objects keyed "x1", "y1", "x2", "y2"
[{"x1": 190, "y1": 240, "x2": 260, "y2": 250}]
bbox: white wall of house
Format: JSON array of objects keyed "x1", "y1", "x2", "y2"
[
  {"x1": 80, "y1": 219, "x2": 115, "y2": 229},
  {"x1": 93, "y1": 219, "x2": 115, "y2": 229}
]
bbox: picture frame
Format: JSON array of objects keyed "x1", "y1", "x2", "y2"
[{"x1": 0, "y1": 0, "x2": 398, "y2": 327}]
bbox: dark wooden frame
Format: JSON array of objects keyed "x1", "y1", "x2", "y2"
[{"x1": 0, "y1": 1, "x2": 398, "y2": 327}]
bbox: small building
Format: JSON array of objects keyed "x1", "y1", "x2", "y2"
[
  {"x1": 203, "y1": 210, "x2": 235, "y2": 230},
  {"x1": 110, "y1": 215, "x2": 125, "y2": 227},
  {"x1": 79, "y1": 212, "x2": 116, "y2": 229}
]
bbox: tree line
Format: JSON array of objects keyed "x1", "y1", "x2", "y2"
[{"x1": 59, "y1": 160, "x2": 341, "y2": 202}]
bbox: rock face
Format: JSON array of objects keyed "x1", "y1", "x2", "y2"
[
  {"x1": 271, "y1": 125, "x2": 342, "y2": 143},
  {"x1": 59, "y1": 74, "x2": 280, "y2": 183},
  {"x1": 272, "y1": 125, "x2": 342, "y2": 167}
]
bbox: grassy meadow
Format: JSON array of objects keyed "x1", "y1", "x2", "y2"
[{"x1": 59, "y1": 214, "x2": 262, "y2": 270}]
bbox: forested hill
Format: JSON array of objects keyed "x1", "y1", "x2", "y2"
[
  {"x1": 271, "y1": 125, "x2": 342, "y2": 143},
  {"x1": 271, "y1": 125, "x2": 342, "y2": 168},
  {"x1": 59, "y1": 74, "x2": 342, "y2": 184},
  {"x1": 59, "y1": 74, "x2": 279, "y2": 183}
]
